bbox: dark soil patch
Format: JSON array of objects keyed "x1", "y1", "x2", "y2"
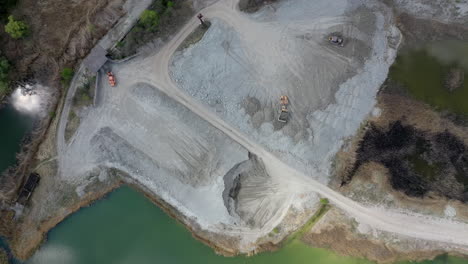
[
  {"x1": 0, "y1": 0, "x2": 17, "y2": 21},
  {"x1": 344, "y1": 121, "x2": 468, "y2": 201},
  {"x1": 177, "y1": 20, "x2": 211, "y2": 51},
  {"x1": 238, "y1": 0, "x2": 278, "y2": 13}
]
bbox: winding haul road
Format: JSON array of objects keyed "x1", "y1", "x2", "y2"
[{"x1": 58, "y1": 0, "x2": 468, "y2": 250}]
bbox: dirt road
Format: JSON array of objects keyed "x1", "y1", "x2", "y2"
[{"x1": 57, "y1": 0, "x2": 468, "y2": 250}]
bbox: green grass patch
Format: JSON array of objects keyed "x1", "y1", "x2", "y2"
[
  {"x1": 283, "y1": 204, "x2": 330, "y2": 245},
  {"x1": 320, "y1": 198, "x2": 329, "y2": 205}
]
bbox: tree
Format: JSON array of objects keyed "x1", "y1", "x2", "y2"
[
  {"x1": 4, "y1": 15, "x2": 28, "y2": 39},
  {"x1": 139, "y1": 10, "x2": 159, "y2": 31}
]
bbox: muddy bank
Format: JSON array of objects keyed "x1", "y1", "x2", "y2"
[
  {"x1": 303, "y1": 209, "x2": 461, "y2": 264},
  {"x1": 394, "y1": 13, "x2": 468, "y2": 46},
  {"x1": 8, "y1": 180, "x2": 122, "y2": 260},
  {"x1": 6, "y1": 167, "x2": 243, "y2": 260}
]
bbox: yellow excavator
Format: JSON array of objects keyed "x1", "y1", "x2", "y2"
[{"x1": 278, "y1": 95, "x2": 289, "y2": 123}]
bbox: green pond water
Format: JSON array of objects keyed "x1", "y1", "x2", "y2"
[
  {"x1": 0, "y1": 102, "x2": 34, "y2": 175},
  {"x1": 389, "y1": 40, "x2": 468, "y2": 116},
  {"x1": 21, "y1": 187, "x2": 467, "y2": 264}
]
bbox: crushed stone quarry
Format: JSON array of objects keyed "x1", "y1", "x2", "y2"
[
  {"x1": 11, "y1": 0, "x2": 468, "y2": 260},
  {"x1": 170, "y1": 0, "x2": 399, "y2": 184}
]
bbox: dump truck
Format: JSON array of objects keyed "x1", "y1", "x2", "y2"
[
  {"x1": 107, "y1": 72, "x2": 116, "y2": 87},
  {"x1": 17, "y1": 173, "x2": 40, "y2": 205},
  {"x1": 328, "y1": 35, "x2": 344, "y2": 46},
  {"x1": 278, "y1": 95, "x2": 289, "y2": 123}
]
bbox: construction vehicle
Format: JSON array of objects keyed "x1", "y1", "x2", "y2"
[
  {"x1": 328, "y1": 35, "x2": 344, "y2": 46},
  {"x1": 278, "y1": 95, "x2": 289, "y2": 123},
  {"x1": 107, "y1": 72, "x2": 116, "y2": 87},
  {"x1": 17, "y1": 173, "x2": 40, "y2": 205}
]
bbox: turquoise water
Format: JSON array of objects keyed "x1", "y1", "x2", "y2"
[
  {"x1": 23, "y1": 187, "x2": 467, "y2": 264},
  {"x1": 0, "y1": 102, "x2": 34, "y2": 175}
]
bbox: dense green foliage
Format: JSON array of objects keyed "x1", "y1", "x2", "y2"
[
  {"x1": 4, "y1": 15, "x2": 28, "y2": 39},
  {"x1": 0, "y1": 55, "x2": 10, "y2": 97},
  {"x1": 139, "y1": 10, "x2": 159, "y2": 31},
  {"x1": 61, "y1": 68, "x2": 74, "y2": 86}
]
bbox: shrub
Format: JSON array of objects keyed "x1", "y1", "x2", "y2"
[
  {"x1": 0, "y1": 56, "x2": 10, "y2": 80},
  {"x1": 61, "y1": 67, "x2": 74, "y2": 86},
  {"x1": 167, "y1": 1, "x2": 174, "y2": 8},
  {"x1": 139, "y1": 10, "x2": 159, "y2": 30},
  {"x1": 0, "y1": 56, "x2": 10, "y2": 96},
  {"x1": 4, "y1": 15, "x2": 28, "y2": 39},
  {"x1": 320, "y1": 198, "x2": 329, "y2": 205}
]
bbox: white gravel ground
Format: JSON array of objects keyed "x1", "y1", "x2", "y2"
[
  {"x1": 53, "y1": 0, "x2": 468, "y2": 253},
  {"x1": 171, "y1": 0, "x2": 398, "y2": 184}
]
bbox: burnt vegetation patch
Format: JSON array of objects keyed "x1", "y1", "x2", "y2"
[{"x1": 344, "y1": 121, "x2": 468, "y2": 202}]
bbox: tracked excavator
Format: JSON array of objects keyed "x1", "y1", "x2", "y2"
[
  {"x1": 107, "y1": 72, "x2": 116, "y2": 87},
  {"x1": 278, "y1": 95, "x2": 289, "y2": 123}
]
